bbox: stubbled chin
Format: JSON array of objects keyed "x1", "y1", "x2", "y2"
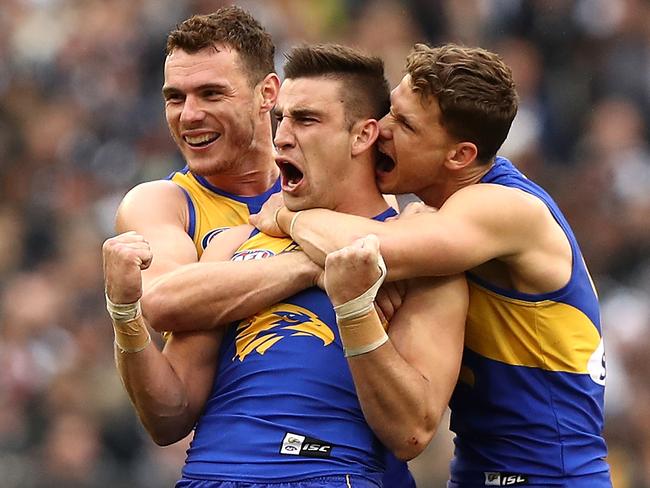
[
  {"x1": 186, "y1": 156, "x2": 234, "y2": 176},
  {"x1": 282, "y1": 193, "x2": 303, "y2": 212}
]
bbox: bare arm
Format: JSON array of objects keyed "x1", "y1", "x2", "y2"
[
  {"x1": 255, "y1": 184, "x2": 564, "y2": 285},
  {"x1": 142, "y1": 225, "x2": 321, "y2": 332},
  {"x1": 106, "y1": 185, "x2": 319, "y2": 443},
  {"x1": 116, "y1": 180, "x2": 199, "y2": 290},
  {"x1": 354, "y1": 275, "x2": 466, "y2": 460},
  {"x1": 105, "y1": 181, "x2": 222, "y2": 445},
  {"x1": 324, "y1": 236, "x2": 467, "y2": 460},
  {"x1": 115, "y1": 329, "x2": 222, "y2": 446},
  {"x1": 103, "y1": 223, "x2": 219, "y2": 445}
]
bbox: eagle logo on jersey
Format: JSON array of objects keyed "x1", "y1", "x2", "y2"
[{"x1": 234, "y1": 303, "x2": 334, "y2": 361}]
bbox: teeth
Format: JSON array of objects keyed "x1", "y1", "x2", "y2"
[{"x1": 185, "y1": 133, "x2": 217, "y2": 144}]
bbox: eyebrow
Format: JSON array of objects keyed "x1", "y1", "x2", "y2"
[
  {"x1": 273, "y1": 106, "x2": 324, "y2": 119},
  {"x1": 390, "y1": 106, "x2": 414, "y2": 128},
  {"x1": 162, "y1": 83, "x2": 230, "y2": 98}
]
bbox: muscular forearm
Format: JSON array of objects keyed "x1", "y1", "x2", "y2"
[
  {"x1": 347, "y1": 341, "x2": 442, "y2": 461},
  {"x1": 278, "y1": 208, "x2": 383, "y2": 267},
  {"x1": 142, "y1": 252, "x2": 319, "y2": 333},
  {"x1": 114, "y1": 337, "x2": 196, "y2": 446},
  {"x1": 281, "y1": 208, "x2": 468, "y2": 281}
]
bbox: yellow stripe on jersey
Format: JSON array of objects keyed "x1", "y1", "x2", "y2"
[
  {"x1": 235, "y1": 232, "x2": 295, "y2": 254},
  {"x1": 170, "y1": 170, "x2": 253, "y2": 257},
  {"x1": 466, "y1": 282, "x2": 601, "y2": 373}
]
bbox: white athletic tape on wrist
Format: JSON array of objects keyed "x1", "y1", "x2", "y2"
[
  {"x1": 344, "y1": 331, "x2": 389, "y2": 358},
  {"x1": 333, "y1": 253, "x2": 387, "y2": 321},
  {"x1": 289, "y1": 211, "x2": 303, "y2": 239},
  {"x1": 105, "y1": 293, "x2": 141, "y2": 322},
  {"x1": 113, "y1": 316, "x2": 151, "y2": 354},
  {"x1": 273, "y1": 207, "x2": 282, "y2": 232},
  {"x1": 114, "y1": 338, "x2": 151, "y2": 354}
]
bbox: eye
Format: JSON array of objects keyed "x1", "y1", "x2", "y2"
[
  {"x1": 274, "y1": 113, "x2": 284, "y2": 123},
  {"x1": 395, "y1": 115, "x2": 413, "y2": 132},
  {"x1": 203, "y1": 90, "x2": 223, "y2": 100},
  {"x1": 401, "y1": 120, "x2": 414, "y2": 132},
  {"x1": 389, "y1": 108, "x2": 413, "y2": 131},
  {"x1": 298, "y1": 117, "x2": 317, "y2": 125},
  {"x1": 164, "y1": 93, "x2": 184, "y2": 104}
]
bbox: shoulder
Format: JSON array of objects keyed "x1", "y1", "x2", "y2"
[
  {"x1": 443, "y1": 182, "x2": 550, "y2": 223},
  {"x1": 122, "y1": 179, "x2": 187, "y2": 205},
  {"x1": 116, "y1": 180, "x2": 189, "y2": 232}
]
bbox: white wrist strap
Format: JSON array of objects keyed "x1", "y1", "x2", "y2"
[
  {"x1": 333, "y1": 254, "x2": 387, "y2": 321},
  {"x1": 106, "y1": 293, "x2": 141, "y2": 322},
  {"x1": 289, "y1": 211, "x2": 303, "y2": 239},
  {"x1": 344, "y1": 333, "x2": 389, "y2": 358}
]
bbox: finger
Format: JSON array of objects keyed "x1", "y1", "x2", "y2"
[
  {"x1": 116, "y1": 231, "x2": 148, "y2": 242},
  {"x1": 358, "y1": 234, "x2": 380, "y2": 253},
  {"x1": 374, "y1": 303, "x2": 388, "y2": 326},
  {"x1": 115, "y1": 242, "x2": 152, "y2": 254},
  {"x1": 393, "y1": 279, "x2": 407, "y2": 298},
  {"x1": 382, "y1": 283, "x2": 403, "y2": 311},
  {"x1": 374, "y1": 290, "x2": 395, "y2": 322},
  {"x1": 140, "y1": 253, "x2": 153, "y2": 270}
]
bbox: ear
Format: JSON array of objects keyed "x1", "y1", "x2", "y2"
[
  {"x1": 351, "y1": 119, "x2": 380, "y2": 157},
  {"x1": 258, "y1": 73, "x2": 280, "y2": 113},
  {"x1": 445, "y1": 142, "x2": 478, "y2": 170}
]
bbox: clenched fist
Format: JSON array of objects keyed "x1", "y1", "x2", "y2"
[
  {"x1": 102, "y1": 231, "x2": 153, "y2": 304},
  {"x1": 324, "y1": 234, "x2": 383, "y2": 307},
  {"x1": 249, "y1": 193, "x2": 287, "y2": 237}
]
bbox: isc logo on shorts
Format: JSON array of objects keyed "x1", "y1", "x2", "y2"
[
  {"x1": 484, "y1": 472, "x2": 528, "y2": 486},
  {"x1": 279, "y1": 432, "x2": 333, "y2": 458}
]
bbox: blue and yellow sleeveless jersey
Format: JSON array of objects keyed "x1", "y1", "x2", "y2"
[
  {"x1": 449, "y1": 157, "x2": 609, "y2": 484},
  {"x1": 167, "y1": 167, "x2": 281, "y2": 257},
  {"x1": 182, "y1": 208, "x2": 414, "y2": 486}
]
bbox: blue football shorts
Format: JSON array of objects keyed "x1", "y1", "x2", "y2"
[
  {"x1": 176, "y1": 475, "x2": 381, "y2": 488},
  {"x1": 447, "y1": 470, "x2": 612, "y2": 488}
]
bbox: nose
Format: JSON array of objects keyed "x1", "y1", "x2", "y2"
[
  {"x1": 378, "y1": 113, "x2": 393, "y2": 141},
  {"x1": 180, "y1": 94, "x2": 206, "y2": 124},
  {"x1": 274, "y1": 117, "x2": 295, "y2": 150}
]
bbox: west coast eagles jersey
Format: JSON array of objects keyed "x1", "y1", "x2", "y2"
[
  {"x1": 182, "y1": 208, "x2": 413, "y2": 485},
  {"x1": 449, "y1": 157, "x2": 610, "y2": 484},
  {"x1": 167, "y1": 167, "x2": 281, "y2": 257}
]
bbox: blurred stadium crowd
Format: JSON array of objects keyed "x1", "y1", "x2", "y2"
[{"x1": 0, "y1": 0, "x2": 648, "y2": 486}]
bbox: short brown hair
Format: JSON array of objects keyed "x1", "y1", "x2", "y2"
[
  {"x1": 166, "y1": 6, "x2": 275, "y2": 86},
  {"x1": 283, "y1": 44, "x2": 390, "y2": 127},
  {"x1": 406, "y1": 43, "x2": 518, "y2": 163}
]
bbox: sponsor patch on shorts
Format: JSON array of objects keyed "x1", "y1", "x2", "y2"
[
  {"x1": 279, "y1": 432, "x2": 334, "y2": 458},
  {"x1": 484, "y1": 472, "x2": 529, "y2": 486}
]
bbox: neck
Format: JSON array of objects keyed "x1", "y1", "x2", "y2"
[
  {"x1": 417, "y1": 160, "x2": 494, "y2": 207},
  {"x1": 334, "y1": 192, "x2": 390, "y2": 218},
  {"x1": 332, "y1": 161, "x2": 391, "y2": 218},
  {"x1": 203, "y1": 121, "x2": 279, "y2": 196},
  {"x1": 202, "y1": 163, "x2": 279, "y2": 196}
]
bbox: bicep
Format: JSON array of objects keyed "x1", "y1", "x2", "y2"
[
  {"x1": 379, "y1": 186, "x2": 528, "y2": 278},
  {"x1": 388, "y1": 275, "x2": 467, "y2": 387},
  {"x1": 200, "y1": 225, "x2": 254, "y2": 262},
  {"x1": 115, "y1": 181, "x2": 199, "y2": 289}
]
